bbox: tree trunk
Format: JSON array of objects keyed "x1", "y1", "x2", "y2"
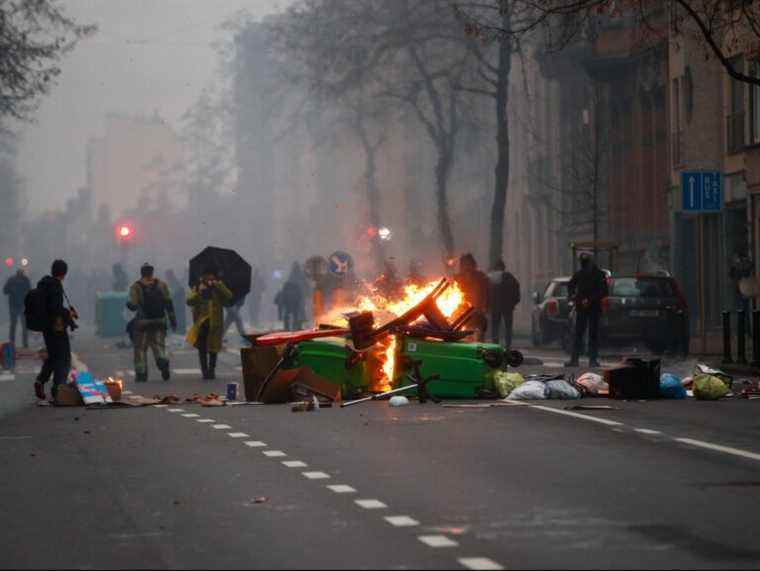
[
  {"x1": 488, "y1": 12, "x2": 512, "y2": 268},
  {"x1": 356, "y1": 117, "x2": 385, "y2": 270},
  {"x1": 435, "y1": 144, "x2": 456, "y2": 259}
]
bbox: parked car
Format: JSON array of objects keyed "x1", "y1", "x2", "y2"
[
  {"x1": 531, "y1": 277, "x2": 572, "y2": 348},
  {"x1": 564, "y1": 274, "x2": 690, "y2": 355}
]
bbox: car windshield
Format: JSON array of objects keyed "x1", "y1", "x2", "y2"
[
  {"x1": 552, "y1": 283, "x2": 569, "y2": 298},
  {"x1": 611, "y1": 278, "x2": 675, "y2": 298}
]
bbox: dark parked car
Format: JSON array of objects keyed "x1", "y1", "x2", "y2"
[
  {"x1": 531, "y1": 277, "x2": 572, "y2": 348},
  {"x1": 565, "y1": 274, "x2": 690, "y2": 355}
]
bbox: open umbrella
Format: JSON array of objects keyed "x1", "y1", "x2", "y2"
[{"x1": 189, "y1": 246, "x2": 252, "y2": 306}]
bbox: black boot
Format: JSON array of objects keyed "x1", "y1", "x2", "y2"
[
  {"x1": 199, "y1": 351, "x2": 209, "y2": 380},
  {"x1": 208, "y1": 353, "x2": 217, "y2": 380},
  {"x1": 158, "y1": 359, "x2": 171, "y2": 381}
]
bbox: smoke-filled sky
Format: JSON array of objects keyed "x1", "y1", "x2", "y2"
[{"x1": 18, "y1": 0, "x2": 288, "y2": 212}]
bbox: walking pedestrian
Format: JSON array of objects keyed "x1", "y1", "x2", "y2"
[
  {"x1": 223, "y1": 295, "x2": 247, "y2": 338},
  {"x1": 126, "y1": 263, "x2": 177, "y2": 383},
  {"x1": 407, "y1": 259, "x2": 426, "y2": 287},
  {"x1": 454, "y1": 253, "x2": 489, "y2": 341},
  {"x1": 34, "y1": 260, "x2": 78, "y2": 401},
  {"x1": 187, "y1": 266, "x2": 233, "y2": 380},
  {"x1": 3, "y1": 268, "x2": 31, "y2": 348},
  {"x1": 488, "y1": 259, "x2": 521, "y2": 348},
  {"x1": 275, "y1": 263, "x2": 305, "y2": 331},
  {"x1": 565, "y1": 253, "x2": 609, "y2": 368}
]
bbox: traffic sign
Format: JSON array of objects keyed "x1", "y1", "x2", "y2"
[{"x1": 681, "y1": 171, "x2": 722, "y2": 212}]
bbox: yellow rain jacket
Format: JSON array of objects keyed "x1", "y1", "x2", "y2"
[{"x1": 186, "y1": 281, "x2": 233, "y2": 353}]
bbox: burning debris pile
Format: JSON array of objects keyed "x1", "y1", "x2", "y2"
[{"x1": 240, "y1": 278, "x2": 523, "y2": 405}]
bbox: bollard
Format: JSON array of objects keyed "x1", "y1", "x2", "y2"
[
  {"x1": 737, "y1": 310, "x2": 748, "y2": 365},
  {"x1": 722, "y1": 311, "x2": 733, "y2": 364},
  {"x1": 753, "y1": 310, "x2": 760, "y2": 367}
]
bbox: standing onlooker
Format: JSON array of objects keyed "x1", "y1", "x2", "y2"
[
  {"x1": 223, "y1": 294, "x2": 247, "y2": 339},
  {"x1": 488, "y1": 259, "x2": 521, "y2": 349},
  {"x1": 34, "y1": 260, "x2": 78, "y2": 401},
  {"x1": 275, "y1": 263, "x2": 306, "y2": 331},
  {"x1": 565, "y1": 253, "x2": 609, "y2": 368},
  {"x1": 454, "y1": 253, "x2": 489, "y2": 341},
  {"x1": 127, "y1": 263, "x2": 177, "y2": 383},
  {"x1": 4, "y1": 268, "x2": 31, "y2": 348},
  {"x1": 187, "y1": 266, "x2": 233, "y2": 380}
]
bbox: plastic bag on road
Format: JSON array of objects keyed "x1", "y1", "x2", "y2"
[
  {"x1": 546, "y1": 379, "x2": 581, "y2": 400},
  {"x1": 693, "y1": 374, "x2": 730, "y2": 400},
  {"x1": 694, "y1": 364, "x2": 733, "y2": 389},
  {"x1": 575, "y1": 372, "x2": 608, "y2": 396},
  {"x1": 507, "y1": 380, "x2": 548, "y2": 401},
  {"x1": 493, "y1": 371, "x2": 524, "y2": 398},
  {"x1": 660, "y1": 373, "x2": 686, "y2": 399}
]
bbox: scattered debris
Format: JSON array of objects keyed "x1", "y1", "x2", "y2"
[{"x1": 388, "y1": 395, "x2": 409, "y2": 407}]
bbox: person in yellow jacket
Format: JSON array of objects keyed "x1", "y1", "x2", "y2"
[{"x1": 186, "y1": 266, "x2": 233, "y2": 380}]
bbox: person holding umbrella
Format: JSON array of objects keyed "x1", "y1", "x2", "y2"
[{"x1": 186, "y1": 265, "x2": 233, "y2": 380}]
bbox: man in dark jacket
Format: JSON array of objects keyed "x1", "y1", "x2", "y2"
[
  {"x1": 455, "y1": 253, "x2": 489, "y2": 341},
  {"x1": 565, "y1": 253, "x2": 609, "y2": 368},
  {"x1": 35, "y1": 260, "x2": 77, "y2": 401},
  {"x1": 4, "y1": 268, "x2": 31, "y2": 348},
  {"x1": 488, "y1": 260, "x2": 521, "y2": 348}
]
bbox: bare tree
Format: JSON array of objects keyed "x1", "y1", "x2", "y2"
[
  {"x1": 0, "y1": 1, "x2": 95, "y2": 120},
  {"x1": 457, "y1": 0, "x2": 760, "y2": 87}
]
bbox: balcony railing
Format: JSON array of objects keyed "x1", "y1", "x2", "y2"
[{"x1": 727, "y1": 111, "x2": 746, "y2": 154}]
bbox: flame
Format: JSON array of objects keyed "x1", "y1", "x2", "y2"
[{"x1": 319, "y1": 279, "x2": 467, "y2": 393}]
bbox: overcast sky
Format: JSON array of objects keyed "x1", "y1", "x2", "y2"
[{"x1": 18, "y1": 0, "x2": 288, "y2": 212}]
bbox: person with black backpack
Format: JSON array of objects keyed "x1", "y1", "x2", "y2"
[
  {"x1": 126, "y1": 263, "x2": 177, "y2": 382},
  {"x1": 29, "y1": 260, "x2": 78, "y2": 401}
]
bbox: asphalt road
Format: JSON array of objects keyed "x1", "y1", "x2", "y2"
[{"x1": 2, "y1": 332, "x2": 760, "y2": 569}]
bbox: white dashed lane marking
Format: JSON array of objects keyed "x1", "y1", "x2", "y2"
[
  {"x1": 675, "y1": 438, "x2": 760, "y2": 462},
  {"x1": 327, "y1": 485, "x2": 356, "y2": 494},
  {"x1": 212, "y1": 424, "x2": 232, "y2": 430},
  {"x1": 635, "y1": 428, "x2": 663, "y2": 436},
  {"x1": 458, "y1": 557, "x2": 505, "y2": 570},
  {"x1": 181, "y1": 413, "x2": 200, "y2": 418},
  {"x1": 282, "y1": 461, "x2": 308, "y2": 468},
  {"x1": 153, "y1": 404, "x2": 168, "y2": 408},
  {"x1": 302, "y1": 471, "x2": 330, "y2": 480},
  {"x1": 196, "y1": 419, "x2": 215, "y2": 423},
  {"x1": 244, "y1": 441, "x2": 267, "y2": 448},
  {"x1": 167, "y1": 408, "x2": 185, "y2": 413},
  {"x1": 263, "y1": 450, "x2": 287, "y2": 458},
  {"x1": 532, "y1": 405, "x2": 623, "y2": 427},
  {"x1": 227, "y1": 432, "x2": 249, "y2": 438},
  {"x1": 355, "y1": 499, "x2": 387, "y2": 510},
  {"x1": 418, "y1": 535, "x2": 459, "y2": 548},
  {"x1": 384, "y1": 516, "x2": 419, "y2": 527}
]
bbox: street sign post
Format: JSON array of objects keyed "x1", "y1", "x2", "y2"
[{"x1": 681, "y1": 171, "x2": 722, "y2": 212}]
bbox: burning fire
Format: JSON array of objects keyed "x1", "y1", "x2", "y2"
[{"x1": 323, "y1": 280, "x2": 466, "y2": 392}]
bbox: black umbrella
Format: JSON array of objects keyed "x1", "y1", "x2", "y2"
[{"x1": 189, "y1": 246, "x2": 252, "y2": 306}]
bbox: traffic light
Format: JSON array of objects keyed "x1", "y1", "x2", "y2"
[
  {"x1": 4, "y1": 257, "x2": 13, "y2": 268},
  {"x1": 115, "y1": 222, "x2": 134, "y2": 244}
]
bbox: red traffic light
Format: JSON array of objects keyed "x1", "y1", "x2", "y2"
[
  {"x1": 4, "y1": 257, "x2": 13, "y2": 268},
  {"x1": 116, "y1": 223, "x2": 134, "y2": 241}
]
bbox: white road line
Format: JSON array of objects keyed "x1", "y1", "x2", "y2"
[
  {"x1": 355, "y1": 499, "x2": 387, "y2": 510},
  {"x1": 263, "y1": 450, "x2": 287, "y2": 458},
  {"x1": 212, "y1": 424, "x2": 232, "y2": 430},
  {"x1": 181, "y1": 413, "x2": 200, "y2": 418},
  {"x1": 282, "y1": 461, "x2": 308, "y2": 468},
  {"x1": 327, "y1": 485, "x2": 356, "y2": 494},
  {"x1": 418, "y1": 535, "x2": 458, "y2": 548},
  {"x1": 244, "y1": 441, "x2": 267, "y2": 448},
  {"x1": 227, "y1": 432, "x2": 249, "y2": 438},
  {"x1": 675, "y1": 438, "x2": 760, "y2": 462},
  {"x1": 153, "y1": 404, "x2": 169, "y2": 408},
  {"x1": 532, "y1": 405, "x2": 623, "y2": 427},
  {"x1": 384, "y1": 516, "x2": 419, "y2": 527},
  {"x1": 635, "y1": 428, "x2": 663, "y2": 436},
  {"x1": 167, "y1": 408, "x2": 185, "y2": 413},
  {"x1": 0, "y1": 374, "x2": 15, "y2": 382},
  {"x1": 196, "y1": 419, "x2": 215, "y2": 423},
  {"x1": 302, "y1": 471, "x2": 330, "y2": 480},
  {"x1": 458, "y1": 557, "x2": 505, "y2": 570},
  {"x1": 172, "y1": 368, "x2": 203, "y2": 375}
]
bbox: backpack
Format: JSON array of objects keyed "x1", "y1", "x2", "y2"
[
  {"x1": 24, "y1": 288, "x2": 48, "y2": 332},
  {"x1": 139, "y1": 282, "x2": 166, "y2": 320}
]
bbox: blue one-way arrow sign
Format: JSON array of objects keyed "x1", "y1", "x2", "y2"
[{"x1": 682, "y1": 171, "x2": 722, "y2": 212}]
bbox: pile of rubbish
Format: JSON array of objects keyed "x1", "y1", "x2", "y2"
[{"x1": 50, "y1": 370, "x2": 125, "y2": 407}]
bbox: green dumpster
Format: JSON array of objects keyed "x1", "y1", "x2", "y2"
[
  {"x1": 95, "y1": 291, "x2": 129, "y2": 338},
  {"x1": 394, "y1": 337, "x2": 505, "y2": 398},
  {"x1": 284, "y1": 337, "x2": 370, "y2": 398}
]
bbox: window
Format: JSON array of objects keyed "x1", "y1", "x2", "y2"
[{"x1": 750, "y1": 60, "x2": 760, "y2": 145}]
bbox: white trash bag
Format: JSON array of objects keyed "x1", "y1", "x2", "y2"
[
  {"x1": 507, "y1": 380, "x2": 548, "y2": 401},
  {"x1": 546, "y1": 379, "x2": 581, "y2": 400}
]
